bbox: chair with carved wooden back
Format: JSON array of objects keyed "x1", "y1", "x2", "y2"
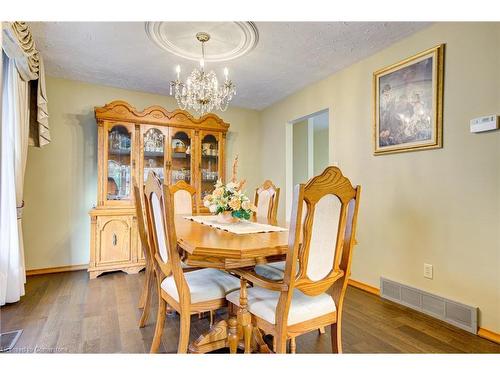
[
  {"x1": 144, "y1": 172, "x2": 241, "y2": 353},
  {"x1": 253, "y1": 179, "x2": 288, "y2": 294},
  {"x1": 169, "y1": 179, "x2": 198, "y2": 216},
  {"x1": 254, "y1": 180, "x2": 280, "y2": 221},
  {"x1": 169, "y1": 179, "x2": 219, "y2": 324},
  {"x1": 226, "y1": 166, "x2": 361, "y2": 353},
  {"x1": 133, "y1": 179, "x2": 154, "y2": 329}
]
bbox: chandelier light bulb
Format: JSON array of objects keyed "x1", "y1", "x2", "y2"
[
  {"x1": 175, "y1": 65, "x2": 181, "y2": 79},
  {"x1": 224, "y1": 67, "x2": 229, "y2": 79}
]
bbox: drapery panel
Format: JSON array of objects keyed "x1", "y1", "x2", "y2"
[
  {"x1": 1, "y1": 21, "x2": 48, "y2": 305},
  {"x1": 0, "y1": 52, "x2": 29, "y2": 305},
  {"x1": 2, "y1": 21, "x2": 50, "y2": 147}
]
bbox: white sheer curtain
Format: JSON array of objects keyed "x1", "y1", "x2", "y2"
[{"x1": 0, "y1": 51, "x2": 29, "y2": 305}]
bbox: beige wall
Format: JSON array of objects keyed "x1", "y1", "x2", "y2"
[
  {"x1": 23, "y1": 77, "x2": 261, "y2": 270},
  {"x1": 259, "y1": 22, "x2": 500, "y2": 331}
]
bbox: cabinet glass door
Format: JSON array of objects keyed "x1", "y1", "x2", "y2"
[
  {"x1": 200, "y1": 133, "x2": 220, "y2": 201},
  {"x1": 170, "y1": 130, "x2": 192, "y2": 185},
  {"x1": 143, "y1": 128, "x2": 165, "y2": 183},
  {"x1": 107, "y1": 124, "x2": 132, "y2": 201}
]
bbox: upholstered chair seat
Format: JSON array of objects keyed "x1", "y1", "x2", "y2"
[
  {"x1": 254, "y1": 261, "x2": 286, "y2": 280},
  {"x1": 161, "y1": 268, "x2": 240, "y2": 304},
  {"x1": 226, "y1": 286, "x2": 336, "y2": 325}
]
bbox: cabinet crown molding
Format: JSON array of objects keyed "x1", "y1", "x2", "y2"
[{"x1": 95, "y1": 100, "x2": 230, "y2": 131}]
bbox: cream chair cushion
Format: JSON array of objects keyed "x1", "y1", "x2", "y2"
[
  {"x1": 254, "y1": 261, "x2": 286, "y2": 281},
  {"x1": 161, "y1": 268, "x2": 240, "y2": 304},
  {"x1": 226, "y1": 286, "x2": 336, "y2": 325}
]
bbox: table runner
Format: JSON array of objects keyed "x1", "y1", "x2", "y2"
[{"x1": 184, "y1": 215, "x2": 288, "y2": 234}]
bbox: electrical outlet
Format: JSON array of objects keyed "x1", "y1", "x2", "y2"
[{"x1": 424, "y1": 263, "x2": 433, "y2": 279}]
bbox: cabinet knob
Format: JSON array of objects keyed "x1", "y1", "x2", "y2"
[{"x1": 112, "y1": 233, "x2": 117, "y2": 246}]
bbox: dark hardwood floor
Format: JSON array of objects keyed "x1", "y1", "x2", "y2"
[{"x1": 1, "y1": 270, "x2": 499, "y2": 354}]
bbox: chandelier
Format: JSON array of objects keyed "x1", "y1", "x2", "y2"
[{"x1": 169, "y1": 32, "x2": 236, "y2": 115}]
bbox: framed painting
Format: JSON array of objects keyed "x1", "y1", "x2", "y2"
[{"x1": 373, "y1": 44, "x2": 444, "y2": 155}]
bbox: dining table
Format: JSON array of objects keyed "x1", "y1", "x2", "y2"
[{"x1": 174, "y1": 214, "x2": 289, "y2": 353}]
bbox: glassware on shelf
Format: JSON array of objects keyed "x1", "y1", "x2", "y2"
[
  {"x1": 107, "y1": 160, "x2": 131, "y2": 200},
  {"x1": 201, "y1": 169, "x2": 218, "y2": 181},
  {"x1": 109, "y1": 127, "x2": 131, "y2": 153},
  {"x1": 144, "y1": 129, "x2": 164, "y2": 154},
  {"x1": 143, "y1": 129, "x2": 165, "y2": 182},
  {"x1": 107, "y1": 125, "x2": 132, "y2": 201},
  {"x1": 172, "y1": 168, "x2": 191, "y2": 181}
]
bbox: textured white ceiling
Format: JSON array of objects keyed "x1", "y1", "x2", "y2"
[{"x1": 29, "y1": 22, "x2": 431, "y2": 110}]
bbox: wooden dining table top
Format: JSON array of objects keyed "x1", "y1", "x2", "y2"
[{"x1": 175, "y1": 215, "x2": 289, "y2": 269}]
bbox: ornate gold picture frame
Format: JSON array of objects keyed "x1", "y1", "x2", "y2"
[{"x1": 373, "y1": 44, "x2": 444, "y2": 155}]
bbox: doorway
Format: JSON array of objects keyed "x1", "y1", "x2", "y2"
[{"x1": 286, "y1": 109, "x2": 329, "y2": 218}]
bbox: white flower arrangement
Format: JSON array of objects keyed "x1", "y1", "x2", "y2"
[
  {"x1": 203, "y1": 155, "x2": 256, "y2": 220},
  {"x1": 203, "y1": 178, "x2": 256, "y2": 220}
]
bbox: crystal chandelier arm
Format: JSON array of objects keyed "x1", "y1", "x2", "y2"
[{"x1": 169, "y1": 31, "x2": 236, "y2": 115}]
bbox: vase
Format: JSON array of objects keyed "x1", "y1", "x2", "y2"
[{"x1": 217, "y1": 211, "x2": 239, "y2": 224}]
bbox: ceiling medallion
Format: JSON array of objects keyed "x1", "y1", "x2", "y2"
[
  {"x1": 145, "y1": 22, "x2": 259, "y2": 62},
  {"x1": 168, "y1": 32, "x2": 236, "y2": 115}
]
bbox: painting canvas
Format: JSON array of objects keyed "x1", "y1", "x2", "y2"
[{"x1": 373, "y1": 44, "x2": 444, "y2": 155}]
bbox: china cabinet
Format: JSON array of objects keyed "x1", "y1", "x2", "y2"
[{"x1": 89, "y1": 100, "x2": 229, "y2": 279}]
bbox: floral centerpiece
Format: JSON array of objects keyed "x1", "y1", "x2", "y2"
[{"x1": 203, "y1": 156, "x2": 256, "y2": 223}]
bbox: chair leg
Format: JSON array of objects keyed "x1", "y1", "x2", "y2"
[
  {"x1": 178, "y1": 310, "x2": 191, "y2": 354},
  {"x1": 318, "y1": 326, "x2": 326, "y2": 334},
  {"x1": 139, "y1": 269, "x2": 155, "y2": 328},
  {"x1": 331, "y1": 322, "x2": 342, "y2": 354},
  {"x1": 138, "y1": 271, "x2": 148, "y2": 309},
  {"x1": 150, "y1": 296, "x2": 166, "y2": 353},
  {"x1": 290, "y1": 337, "x2": 296, "y2": 354}
]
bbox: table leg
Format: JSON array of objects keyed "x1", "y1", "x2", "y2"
[{"x1": 188, "y1": 320, "x2": 228, "y2": 354}]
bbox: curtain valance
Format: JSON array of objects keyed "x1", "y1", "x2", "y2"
[{"x1": 2, "y1": 21, "x2": 50, "y2": 147}]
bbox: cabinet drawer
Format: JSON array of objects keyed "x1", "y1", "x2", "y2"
[{"x1": 96, "y1": 216, "x2": 133, "y2": 265}]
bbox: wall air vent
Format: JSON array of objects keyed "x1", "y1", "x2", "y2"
[{"x1": 380, "y1": 277, "x2": 478, "y2": 334}]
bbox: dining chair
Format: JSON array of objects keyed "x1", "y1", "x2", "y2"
[
  {"x1": 252, "y1": 179, "x2": 328, "y2": 341},
  {"x1": 254, "y1": 179, "x2": 280, "y2": 221},
  {"x1": 168, "y1": 179, "x2": 198, "y2": 215},
  {"x1": 133, "y1": 179, "x2": 155, "y2": 329},
  {"x1": 144, "y1": 172, "x2": 241, "y2": 353},
  {"x1": 226, "y1": 166, "x2": 361, "y2": 353}
]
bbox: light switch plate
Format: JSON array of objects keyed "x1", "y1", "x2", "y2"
[{"x1": 424, "y1": 263, "x2": 433, "y2": 279}]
